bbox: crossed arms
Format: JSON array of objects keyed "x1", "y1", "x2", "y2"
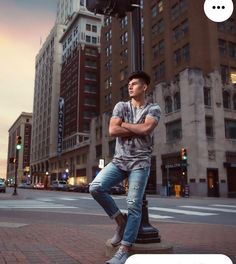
[{"x1": 109, "y1": 117, "x2": 158, "y2": 138}]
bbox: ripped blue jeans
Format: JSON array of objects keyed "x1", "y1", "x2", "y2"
[{"x1": 89, "y1": 162, "x2": 150, "y2": 247}]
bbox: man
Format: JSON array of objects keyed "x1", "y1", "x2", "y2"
[{"x1": 89, "y1": 71, "x2": 161, "y2": 264}]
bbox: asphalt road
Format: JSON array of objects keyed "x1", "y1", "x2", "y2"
[{"x1": 1, "y1": 187, "x2": 236, "y2": 226}]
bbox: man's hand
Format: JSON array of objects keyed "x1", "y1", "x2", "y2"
[
  {"x1": 121, "y1": 117, "x2": 158, "y2": 136},
  {"x1": 109, "y1": 118, "x2": 136, "y2": 138}
]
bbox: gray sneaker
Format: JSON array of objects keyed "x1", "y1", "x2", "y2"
[{"x1": 105, "y1": 247, "x2": 129, "y2": 264}]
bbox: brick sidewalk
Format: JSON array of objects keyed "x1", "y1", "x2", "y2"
[{"x1": 0, "y1": 218, "x2": 235, "y2": 264}]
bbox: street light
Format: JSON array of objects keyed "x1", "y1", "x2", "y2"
[
  {"x1": 45, "y1": 171, "x2": 49, "y2": 189},
  {"x1": 88, "y1": 0, "x2": 160, "y2": 244}
]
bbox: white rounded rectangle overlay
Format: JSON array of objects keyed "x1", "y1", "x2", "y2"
[{"x1": 125, "y1": 254, "x2": 232, "y2": 264}]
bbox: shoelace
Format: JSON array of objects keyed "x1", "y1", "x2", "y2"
[{"x1": 114, "y1": 248, "x2": 126, "y2": 259}]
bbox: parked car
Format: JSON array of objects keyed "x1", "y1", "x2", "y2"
[
  {"x1": 109, "y1": 184, "x2": 126, "y2": 195},
  {"x1": 33, "y1": 182, "x2": 44, "y2": 189},
  {"x1": 68, "y1": 184, "x2": 90, "y2": 193},
  {"x1": 50, "y1": 180, "x2": 68, "y2": 191},
  {"x1": 0, "y1": 178, "x2": 6, "y2": 193},
  {"x1": 18, "y1": 183, "x2": 33, "y2": 189}
]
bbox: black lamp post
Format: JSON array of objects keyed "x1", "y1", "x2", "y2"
[{"x1": 87, "y1": 0, "x2": 161, "y2": 244}]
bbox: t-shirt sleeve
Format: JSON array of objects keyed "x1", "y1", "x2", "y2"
[
  {"x1": 146, "y1": 104, "x2": 161, "y2": 123},
  {"x1": 111, "y1": 102, "x2": 124, "y2": 119}
]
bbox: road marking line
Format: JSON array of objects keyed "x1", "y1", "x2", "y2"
[
  {"x1": 211, "y1": 204, "x2": 236, "y2": 209},
  {"x1": 0, "y1": 222, "x2": 28, "y2": 228},
  {"x1": 149, "y1": 207, "x2": 217, "y2": 216},
  {"x1": 180, "y1": 205, "x2": 236, "y2": 213},
  {"x1": 120, "y1": 209, "x2": 174, "y2": 219}
]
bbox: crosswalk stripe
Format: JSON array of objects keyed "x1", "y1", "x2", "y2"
[
  {"x1": 120, "y1": 209, "x2": 173, "y2": 219},
  {"x1": 149, "y1": 207, "x2": 217, "y2": 216},
  {"x1": 0, "y1": 200, "x2": 76, "y2": 209},
  {"x1": 180, "y1": 205, "x2": 236, "y2": 213},
  {"x1": 211, "y1": 204, "x2": 236, "y2": 209}
]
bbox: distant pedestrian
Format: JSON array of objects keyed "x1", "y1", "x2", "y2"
[{"x1": 89, "y1": 70, "x2": 161, "y2": 264}]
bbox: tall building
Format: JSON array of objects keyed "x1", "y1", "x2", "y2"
[
  {"x1": 56, "y1": 0, "x2": 86, "y2": 24},
  {"x1": 6, "y1": 112, "x2": 32, "y2": 185},
  {"x1": 48, "y1": 9, "x2": 102, "y2": 185},
  {"x1": 30, "y1": 0, "x2": 88, "y2": 186},
  {"x1": 95, "y1": 0, "x2": 236, "y2": 197},
  {"x1": 30, "y1": 24, "x2": 66, "y2": 185}
]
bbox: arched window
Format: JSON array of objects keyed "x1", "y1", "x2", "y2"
[
  {"x1": 174, "y1": 92, "x2": 181, "y2": 110},
  {"x1": 165, "y1": 96, "x2": 173, "y2": 114},
  {"x1": 223, "y1": 91, "x2": 231, "y2": 109},
  {"x1": 233, "y1": 94, "x2": 236, "y2": 110}
]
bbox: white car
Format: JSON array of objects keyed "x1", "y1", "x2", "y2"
[{"x1": 0, "y1": 178, "x2": 6, "y2": 193}]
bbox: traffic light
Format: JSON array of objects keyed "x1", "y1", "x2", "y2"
[
  {"x1": 87, "y1": 0, "x2": 139, "y2": 18},
  {"x1": 16, "y1": 136, "x2": 22, "y2": 150},
  {"x1": 9, "y1": 157, "x2": 16, "y2": 164},
  {"x1": 181, "y1": 148, "x2": 187, "y2": 161}
]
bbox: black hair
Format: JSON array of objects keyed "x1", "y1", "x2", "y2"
[{"x1": 128, "y1": 70, "x2": 151, "y2": 85}]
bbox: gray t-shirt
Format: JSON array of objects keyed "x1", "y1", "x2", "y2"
[{"x1": 111, "y1": 101, "x2": 161, "y2": 171}]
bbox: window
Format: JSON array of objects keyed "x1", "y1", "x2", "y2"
[
  {"x1": 228, "y1": 42, "x2": 236, "y2": 58},
  {"x1": 205, "y1": 116, "x2": 214, "y2": 137},
  {"x1": 219, "y1": 39, "x2": 227, "y2": 55},
  {"x1": 153, "y1": 61, "x2": 165, "y2": 81},
  {"x1": 105, "y1": 76, "x2": 112, "y2": 89},
  {"x1": 120, "y1": 32, "x2": 128, "y2": 45},
  {"x1": 92, "y1": 25, "x2": 97, "y2": 32},
  {"x1": 223, "y1": 91, "x2": 231, "y2": 109},
  {"x1": 166, "y1": 119, "x2": 182, "y2": 142},
  {"x1": 174, "y1": 49, "x2": 181, "y2": 65},
  {"x1": 171, "y1": 3, "x2": 179, "y2": 20},
  {"x1": 85, "y1": 72, "x2": 97, "y2": 81},
  {"x1": 105, "y1": 93, "x2": 112, "y2": 106},
  {"x1": 86, "y1": 35, "x2": 91, "y2": 43},
  {"x1": 85, "y1": 48, "x2": 97, "y2": 56},
  {"x1": 220, "y1": 65, "x2": 229, "y2": 84},
  {"x1": 152, "y1": 19, "x2": 164, "y2": 36},
  {"x1": 204, "y1": 87, "x2": 211, "y2": 106},
  {"x1": 152, "y1": 40, "x2": 164, "y2": 58},
  {"x1": 182, "y1": 44, "x2": 190, "y2": 61},
  {"x1": 181, "y1": 19, "x2": 189, "y2": 36},
  {"x1": 120, "y1": 67, "x2": 128, "y2": 81},
  {"x1": 231, "y1": 68, "x2": 236, "y2": 83},
  {"x1": 84, "y1": 98, "x2": 96, "y2": 106},
  {"x1": 158, "y1": 0, "x2": 164, "y2": 13},
  {"x1": 84, "y1": 84, "x2": 96, "y2": 93},
  {"x1": 86, "y1": 24, "x2": 91, "y2": 31},
  {"x1": 96, "y1": 144, "x2": 102, "y2": 158},
  {"x1": 218, "y1": 18, "x2": 235, "y2": 34},
  {"x1": 165, "y1": 96, "x2": 173, "y2": 114},
  {"x1": 174, "y1": 92, "x2": 181, "y2": 110},
  {"x1": 233, "y1": 94, "x2": 236, "y2": 110},
  {"x1": 225, "y1": 119, "x2": 236, "y2": 139},
  {"x1": 105, "y1": 60, "x2": 112, "y2": 71},
  {"x1": 92, "y1": 37, "x2": 97, "y2": 44},
  {"x1": 85, "y1": 60, "x2": 97, "y2": 68},
  {"x1": 120, "y1": 16, "x2": 128, "y2": 28},
  {"x1": 151, "y1": 5, "x2": 157, "y2": 17}
]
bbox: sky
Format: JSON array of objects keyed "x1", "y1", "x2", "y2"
[{"x1": 0, "y1": 0, "x2": 57, "y2": 178}]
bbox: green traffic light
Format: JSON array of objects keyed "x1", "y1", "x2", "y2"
[{"x1": 16, "y1": 145, "x2": 22, "y2": 150}]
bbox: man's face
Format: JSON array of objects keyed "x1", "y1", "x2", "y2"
[{"x1": 128, "y1": 78, "x2": 147, "y2": 98}]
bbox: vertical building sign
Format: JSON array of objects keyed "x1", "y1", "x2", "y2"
[{"x1": 57, "y1": 97, "x2": 64, "y2": 154}]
